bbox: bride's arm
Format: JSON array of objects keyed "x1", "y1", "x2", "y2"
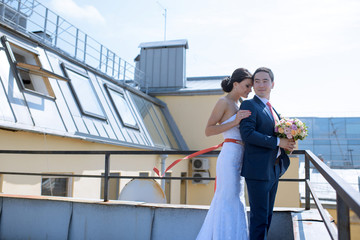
[{"x1": 205, "y1": 99, "x2": 250, "y2": 137}]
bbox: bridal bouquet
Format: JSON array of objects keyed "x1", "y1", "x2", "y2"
[{"x1": 275, "y1": 118, "x2": 308, "y2": 141}]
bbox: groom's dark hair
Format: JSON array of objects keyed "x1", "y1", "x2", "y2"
[{"x1": 253, "y1": 67, "x2": 274, "y2": 82}]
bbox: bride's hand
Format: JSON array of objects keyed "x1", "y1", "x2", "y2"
[{"x1": 235, "y1": 110, "x2": 251, "y2": 124}]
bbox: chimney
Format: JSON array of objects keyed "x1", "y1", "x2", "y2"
[{"x1": 137, "y1": 39, "x2": 188, "y2": 92}]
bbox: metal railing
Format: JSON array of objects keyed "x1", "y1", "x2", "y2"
[
  {"x1": 0, "y1": 0, "x2": 146, "y2": 90},
  {"x1": 0, "y1": 149, "x2": 359, "y2": 240}
]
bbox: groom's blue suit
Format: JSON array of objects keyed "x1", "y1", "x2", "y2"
[{"x1": 240, "y1": 95, "x2": 290, "y2": 240}]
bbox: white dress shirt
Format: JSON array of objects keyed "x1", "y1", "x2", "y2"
[{"x1": 256, "y1": 95, "x2": 281, "y2": 157}]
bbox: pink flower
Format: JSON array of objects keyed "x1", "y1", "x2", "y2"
[{"x1": 287, "y1": 134, "x2": 292, "y2": 139}]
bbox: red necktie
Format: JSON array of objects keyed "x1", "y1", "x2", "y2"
[{"x1": 266, "y1": 102, "x2": 277, "y2": 125}]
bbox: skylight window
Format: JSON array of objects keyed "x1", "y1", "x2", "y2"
[
  {"x1": 130, "y1": 92, "x2": 179, "y2": 149},
  {"x1": 61, "y1": 63, "x2": 106, "y2": 120},
  {"x1": 105, "y1": 84, "x2": 139, "y2": 130},
  {"x1": 1, "y1": 36, "x2": 68, "y2": 98}
]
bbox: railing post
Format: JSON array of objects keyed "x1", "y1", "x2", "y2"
[
  {"x1": 54, "y1": 15, "x2": 59, "y2": 47},
  {"x1": 16, "y1": 0, "x2": 21, "y2": 29},
  {"x1": 117, "y1": 57, "x2": 121, "y2": 80},
  {"x1": 337, "y1": 194, "x2": 350, "y2": 240},
  {"x1": 74, "y1": 28, "x2": 79, "y2": 59},
  {"x1": 103, "y1": 153, "x2": 110, "y2": 202},
  {"x1": 305, "y1": 152, "x2": 311, "y2": 210},
  {"x1": 83, "y1": 34, "x2": 87, "y2": 62},
  {"x1": 123, "y1": 61, "x2": 127, "y2": 82},
  {"x1": 99, "y1": 44, "x2": 103, "y2": 70},
  {"x1": 105, "y1": 49, "x2": 109, "y2": 74},
  {"x1": 112, "y1": 52, "x2": 115, "y2": 77},
  {"x1": 43, "y1": 8, "x2": 48, "y2": 42}
]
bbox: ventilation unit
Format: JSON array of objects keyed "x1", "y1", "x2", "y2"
[
  {"x1": 192, "y1": 172, "x2": 210, "y2": 184},
  {"x1": 192, "y1": 158, "x2": 209, "y2": 170}
]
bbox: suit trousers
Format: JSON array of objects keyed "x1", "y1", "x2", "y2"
[{"x1": 246, "y1": 163, "x2": 280, "y2": 240}]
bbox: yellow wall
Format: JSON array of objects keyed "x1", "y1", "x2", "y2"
[
  {"x1": 327, "y1": 208, "x2": 360, "y2": 240},
  {"x1": 0, "y1": 129, "x2": 188, "y2": 204},
  {"x1": 158, "y1": 95, "x2": 224, "y2": 150},
  {"x1": 158, "y1": 94, "x2": 300, "y2": 207}
]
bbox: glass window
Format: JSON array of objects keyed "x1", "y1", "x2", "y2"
[
  {"x1": 62, "y1": 64, "x2": 106, "y2": 120},
  {"x1": 130, "y1": 93, "x2": 166, "y2": 147},
  {"x1": 329, "y1": 118, "x2": 346, "y2": 138},
  {"x1": 313, "y1": 139, "x2": 331, "y2": 145},
  {"x1": 313, "y1": 145, "x2": 331, "y2": 162},
  {"x1": 348, "y1": 140, "x2": 360, "y2": 145},
  {"x1": 152, "y1": 105, "x2": 179, "y2": 149},
  {"x1": 346, "y1": 119, "x2": 360, "y2": 138},
  {"x1": 105, "y1": 85, "x2": 139, "y2": 129},
  {"x1": 1, "y1": 36, "x2": 68, "y2": 97},
  {"x1": 130, "y1": 92, "x2": 180, "y2": 149},
  {"x1": 139, "y1": 172, "x2": 149, "y2": 177},
  {"x1": 313, "y1": 118, "x2": 329, "y2": 138},
  {"x1": 297, "y1": 143, "x2": 314, "y2": 152},
  {"x1": 100, "y1": 172, "x2": 120, "y2": 200},
  {"x1": 41, "y1": 176, "x2": 72, "y2": 197}
]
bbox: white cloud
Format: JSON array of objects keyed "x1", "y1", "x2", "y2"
[{"x1": 48, "y1": 0, "x2": 106, "y2": 25}]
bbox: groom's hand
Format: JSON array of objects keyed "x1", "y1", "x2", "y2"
[{"x1": 279, "y1": 138, "x2": 296, "y2": 151}]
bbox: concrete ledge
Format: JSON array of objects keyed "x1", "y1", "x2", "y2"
[
  {"x1": 0, "y1": 194, "x2": 330, "y2": 240},
  {"x1": 0, "y1": 197, "x2": 72, "y2": 240}
]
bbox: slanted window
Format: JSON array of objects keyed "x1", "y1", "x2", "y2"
[
  {"x1": 105, "y1": 84, "x2": 139, "y2": 130},
  {"x1": 1, "y1": 36, "x2": 68, "y2": 98},
  {"x1": 41, "y1": 174, "x2": 73, "y2": 197},
  {"x1": 61, "y1": 63, "x2": 106, "y2": 120},
  {"x1": 130, "y1": 92, "x2": 179, "y2": 149}
]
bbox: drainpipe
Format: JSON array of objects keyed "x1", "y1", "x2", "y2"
[{"x1": 160, "y1": 154, "x2": 168, "y2": 192}]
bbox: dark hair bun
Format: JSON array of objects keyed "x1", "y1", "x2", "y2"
[
  {"x1": 221, "y1": 77, "x2": 233, "y2": 92},
  {"x1": 221, "y1": 68, "x2": 252, "y2": 93}
]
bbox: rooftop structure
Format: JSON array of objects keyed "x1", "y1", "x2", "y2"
[{"x1": 0, "y1": 1, "x2": 359, "y2": 239}]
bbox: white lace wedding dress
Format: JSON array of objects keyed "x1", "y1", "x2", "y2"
[{"x1": 196, "y1": 114, "x2": 248, "y2": 240}]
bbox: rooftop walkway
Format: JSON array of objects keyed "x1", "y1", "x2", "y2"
[{"x1": 0, "y1": 194, "x2": 334, "y2": 240}]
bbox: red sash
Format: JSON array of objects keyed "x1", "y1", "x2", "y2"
[{"x1": 153, "y1": 138, "x2": 243, "y2": 177}]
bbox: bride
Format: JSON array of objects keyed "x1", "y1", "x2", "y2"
[{"x1": 196, "y1": 68, "x2": 253, "y2": 240}]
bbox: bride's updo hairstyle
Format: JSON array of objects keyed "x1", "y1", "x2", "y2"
[{"x1": 221, "y1": 68, "x2": 252, "y2": 93}]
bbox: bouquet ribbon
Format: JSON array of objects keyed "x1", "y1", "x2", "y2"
[{"x1": 153, "y1": 138, "x2": 243, "y2": 177}]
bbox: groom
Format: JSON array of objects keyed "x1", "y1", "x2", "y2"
[{"x1": 240, "y1": 67, "x2": 295, "y2": 240}]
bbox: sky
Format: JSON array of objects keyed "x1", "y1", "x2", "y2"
[{"x1": 36, "y1": 0, "x2": 360, "y2": 117}]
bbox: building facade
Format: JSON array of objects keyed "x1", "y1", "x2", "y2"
[
  {"x1": 296, "y1": 117, "x2": 360, "y2": 168},
  {"x1": 0, "y1": 0, "x2": 300, "y2": 208}
]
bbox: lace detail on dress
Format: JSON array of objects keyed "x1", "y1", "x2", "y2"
[
  {"x1": 196, "y1": 113, "x2": 248, "y2": 240},
  {"x1": 222, "y1": 114, "x2": 242, "y2": 141}
]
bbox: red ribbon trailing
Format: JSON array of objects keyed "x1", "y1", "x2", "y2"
[{"x1": 153, "y1": 138, "x2": 243, "y2": 177}]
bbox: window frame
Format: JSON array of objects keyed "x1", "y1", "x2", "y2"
[
  {"x1": 129, "y1": 92, "x2": 180, "y2": 149},
  {"x1": 104, "y1": 84, "x2": 140, "y2": 130},
  {"x1": 61, "y1": 62, "x2": 107, "y2": 121},
  {"x1": 1, "y1": 36, "x2": 68, "y2": 99},
  {"x1": 41, "y1": 173, "x2": 73, "y2": 197}
]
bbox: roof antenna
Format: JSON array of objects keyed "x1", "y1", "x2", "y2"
[{"x1": 157, "y1": 1, "x2": 167, "y2": 41}]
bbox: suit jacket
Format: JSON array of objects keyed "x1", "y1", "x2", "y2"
[{"x1": 240, "y1": 95, "x2": 290, "y2": 181}]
